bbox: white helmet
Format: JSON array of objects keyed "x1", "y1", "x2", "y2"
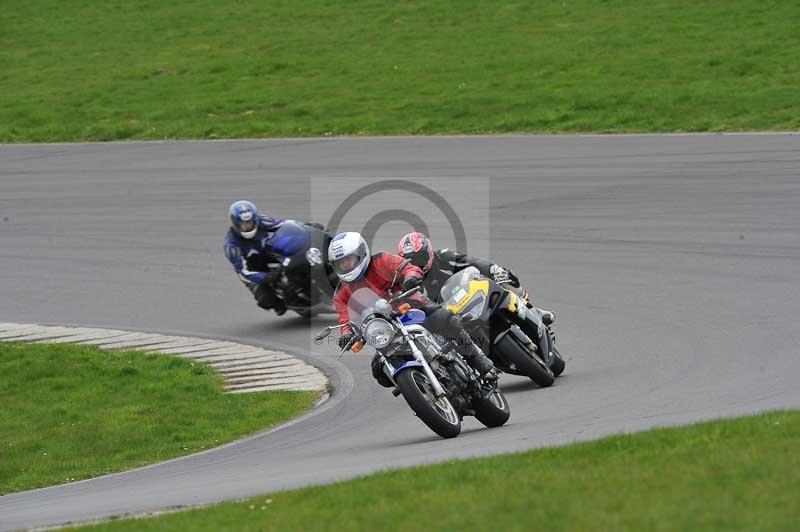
[{"x1": 329, "y1": 232, "x2": 370, "y2": 282}]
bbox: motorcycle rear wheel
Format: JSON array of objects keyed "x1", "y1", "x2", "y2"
[{"x1": 396, "y1": 368, "x2": 462, "y2": 439}]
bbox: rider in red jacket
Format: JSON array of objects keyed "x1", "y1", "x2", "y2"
[
  {"x1": 333, "y1": 251, "x2": 424, "y2": 335},
  {"x1": 329, "y1": 232, "x2": 496, "y2": 387}
]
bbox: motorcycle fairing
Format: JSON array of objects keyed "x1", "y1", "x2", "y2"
[
  {"x1": 494, "y1": 324, "x2": 534, "y2": 347},
  {"x1": 400, "y1": 309, "x2": 426, "y2": 325},
  {"x1": 444, "y1": 279, "x2": 489, "y2": 314},
  {"x1": 269, "y1": 221, "x2": 310, "y2": 256}
]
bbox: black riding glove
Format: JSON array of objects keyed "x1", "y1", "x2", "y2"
[
  {"x1": 338, "y1": 332, "x2": 355, "y2": 349},
  {"x1": 262, "y1": 265, "x2": 282, "y2": 284},
  {"x1": 402, "y1": 276, "x2": 421, "y2": 292},
  {"x1": 489, "y1": 264, "x2": 510, "y2": 283}
]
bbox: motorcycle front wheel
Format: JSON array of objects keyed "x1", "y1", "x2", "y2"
[
  {"x1": 496, "y1": 333, "x2": 555, "y2": 387},
  {"x1": 473, "y1": 388, "x2": 511, "y2": 428},
  {"x1": 396, "y1": 368, "x2": 462, "y2": 439},
  {"x1": 550, "y1": 345, "x2": 566, "y2": 377}
]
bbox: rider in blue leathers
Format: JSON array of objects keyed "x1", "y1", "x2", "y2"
[{"x1": 224, "y1": 200, "x2": 288, "y2": 315}]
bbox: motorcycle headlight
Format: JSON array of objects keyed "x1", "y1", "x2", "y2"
[{"x1": 364, "y1": 318, "x2": 395, "y2": 349}]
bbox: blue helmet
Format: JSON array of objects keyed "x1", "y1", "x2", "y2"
[{"x1": 229, "y1": 200, "x2": 259, "y2": 239}]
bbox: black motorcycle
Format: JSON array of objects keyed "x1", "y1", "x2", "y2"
[
  {"x1": 267, "y1": 220, "x2": 338, "y2": 317},
  {"x1": 440, "y1": 266, "x2": 565, "y2": 386}
]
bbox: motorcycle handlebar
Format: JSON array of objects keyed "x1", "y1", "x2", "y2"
[{"x1": 390, "y1": 284, "x2": 422, "y2": 305}]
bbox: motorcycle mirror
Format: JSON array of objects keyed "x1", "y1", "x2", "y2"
[{"x1": 314, "y1": 328, "x2": 331, "y2": 342}]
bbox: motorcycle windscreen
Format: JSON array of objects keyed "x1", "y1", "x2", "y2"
[
  {"x1": 440, "y1": 266, "x2": 482, "y2": 305},
  {"x1": 347, "y1": 287, "x2": 386, "y2": 329},
  {"x1": 268, "y1": 220, "x2": 310, "y2": 256}
]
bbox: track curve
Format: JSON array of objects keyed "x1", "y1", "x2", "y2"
[{"x1": 1, "y1": 134, "x2": 799, "y2": 530}]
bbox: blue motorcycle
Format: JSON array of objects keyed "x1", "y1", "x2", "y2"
[
  {"x1": 315, "y1": 267, "x2": 510, "y2": 439},
  {"x1": 267, "y1": 220, "x2": 338, "y2": 317}
]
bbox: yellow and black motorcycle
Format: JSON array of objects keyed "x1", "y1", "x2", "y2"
[{"x1": 441, "y1": 266, "x2": 564, "y2": 386}]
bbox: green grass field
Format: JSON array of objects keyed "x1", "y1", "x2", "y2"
[
  {"x1": 74, "y1": 410, "x2": 799, "y2": 531},
  {"x1": 2, "y1": 0, "x2": 798, "y2": 142},
  {"x1": 0, "y1": 342, "x2": 319, "y2": 494}
]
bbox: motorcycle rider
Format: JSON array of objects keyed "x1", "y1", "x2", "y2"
[
  {"x1": 223, "y1": 200, "x2": 289, "y2": 315},
  {"x1": 397, "y1": 231, "x2": 555, "y2": 325},
  {"x1": 329, "y1": 232, "x2": 497, "y2": 388}
]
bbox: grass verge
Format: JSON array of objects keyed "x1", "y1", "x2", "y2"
[
  {"x1": 0, "y1": 342, "x2": 320, "y2": 494},
  {"x1": 75, "y1": 410, "x2": 799, "y2": 531},
  {"x1": 1, "y1": 0, "x2": 799, "y2": 142}
]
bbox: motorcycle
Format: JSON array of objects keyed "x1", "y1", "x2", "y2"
[
  {"x1": 315, "y1": 262, "x2": 510, "y2": 439},
  {"x1": 440, "y1": 266, "x2": 565, "y2": 386},
  {"x1": 267, "y1": 220, "x2": 339, "y2": 317}
]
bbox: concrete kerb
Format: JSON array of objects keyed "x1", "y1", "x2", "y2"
[
  {"x1": 0, "y1": 322, "x2": 355, "y2": 516},
  {"x1": 0, "y1": 323, "x2": 327, "y2": 394}
]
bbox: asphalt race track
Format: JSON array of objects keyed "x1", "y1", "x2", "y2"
[{"x1": 1, "y1": 134, "x2": 799, "y2": 530}]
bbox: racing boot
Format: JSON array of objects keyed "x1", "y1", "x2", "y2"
[
  {"x1": 523, "y1": 298, "x2": 555, "y2": 326},
  {"x1": 537, "y1": 308, "x2": 555, "y2": 349},
  {"x1": 371, "y1": 354, "x2": 394, "y2": 388},
  {"x1": 272, "y1": 299, "x2": 287, "y2": 316},
  {"x1": 454, "y1": 329, "x2": 496, "y2": 380},
  {"x1": 255, "y1": 283, "x2": 287, "y2": 316}
]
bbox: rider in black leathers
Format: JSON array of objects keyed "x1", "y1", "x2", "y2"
[
  {"x1": 397, "y1": 232, "x2": 558, "y2": 363},
  {"x1": 396, "y1": 232, "x2": 554, "y2": 324}
]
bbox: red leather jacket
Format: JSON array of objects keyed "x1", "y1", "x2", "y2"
[{"x1": 334, "y1": 252, "x2": 426, "y2": 334}]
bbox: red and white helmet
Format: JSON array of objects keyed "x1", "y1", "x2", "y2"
[{"x1": 397, "y1": 232, "x2": 434, "y2": 273}]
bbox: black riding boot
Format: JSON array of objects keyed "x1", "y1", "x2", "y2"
[
  {"x1": 454, "y1": 329, "x2": 495, "y2": 379},
  {"x1": 371, "y1": 354, "x2": 394, "y2": 388},
  {"x1": 255, "y1": 283, "x2": 287, "y2": 316}
]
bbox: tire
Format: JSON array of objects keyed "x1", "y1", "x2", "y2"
[
  {"x1": 473, "y1": 389, "x2": 511, "y2": 428},
  {"x1": 497, "y1": 334, "x2": 555, "y2": 387},
  {"x1": 550, "y1": 345, "x2": 566, "y2": 377},
  {"x1": 396, "y1": 368, "x2": 461, "y2": 439}
]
